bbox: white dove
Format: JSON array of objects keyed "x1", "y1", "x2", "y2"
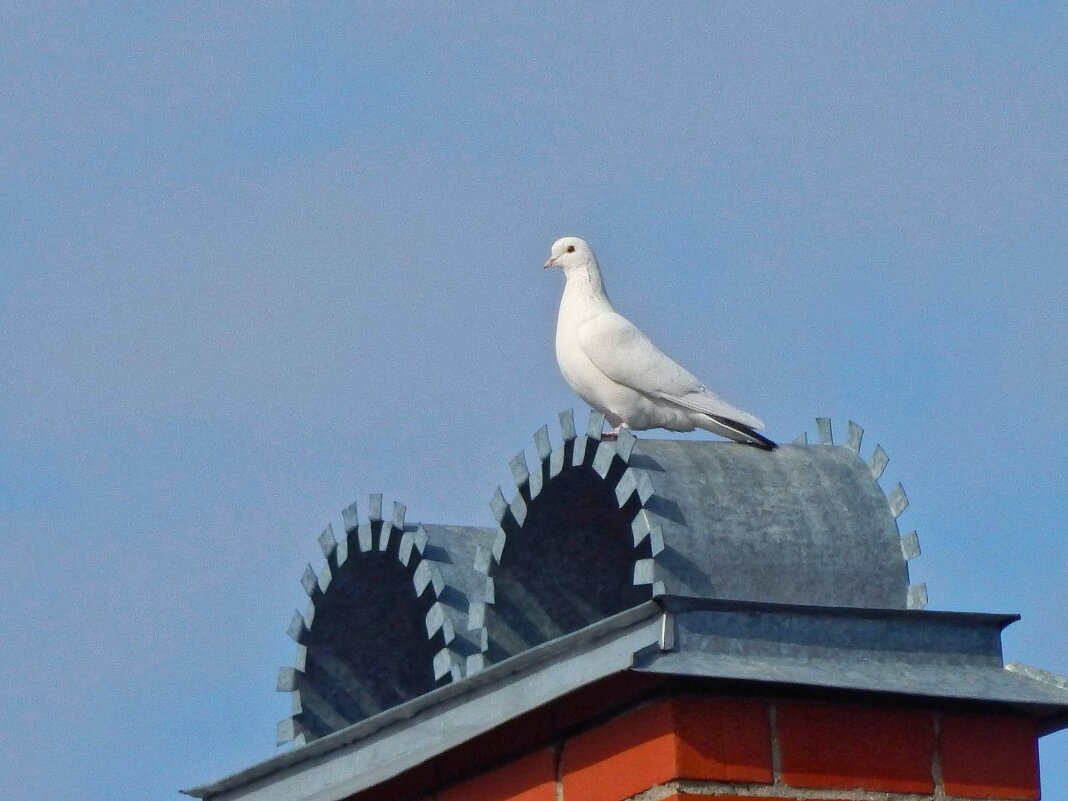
[{"x1": 545, "y1": 236, "x2": 776, "y2": 449}]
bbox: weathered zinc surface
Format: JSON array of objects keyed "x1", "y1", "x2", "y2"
[
  {"x1": 186, "y1": 598, "x2": 1068, "y2": 801},
  {"x1": 473, "y1": 411, "x2": 923, "y2": 671},
  {"x1": 277, "y1": 494, "x2": 494, "y2": 744},
  {"x1": 278, "y1": 411, "x2": 924, "y2": 744},
  {"x1": 185, "y1": 411, "x2": 1068, "y2": 801}
]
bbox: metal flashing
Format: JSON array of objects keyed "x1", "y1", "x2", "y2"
[
  {"x1": 275, "y1": 496, "x2": 493, "y2": 746},
  {"x1": 187, "y1": 598, "x2": 1068, "y2": 801}
]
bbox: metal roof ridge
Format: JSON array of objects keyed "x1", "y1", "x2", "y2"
[{"x1": 658, "y1": 594, "x2": 1020, "y2": 628}]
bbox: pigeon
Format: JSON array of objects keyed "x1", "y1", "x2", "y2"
[{"x1": 545, "y1": 236, "x2": 776, "y2": 449}]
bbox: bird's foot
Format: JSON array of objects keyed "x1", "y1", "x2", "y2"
[{"x1": 601, "y1": 424, "x2": 623, "y2": 441}]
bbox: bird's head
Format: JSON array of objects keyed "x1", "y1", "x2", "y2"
[{"x1": 544, "y1": 236, "x2": 595, "y2": 272}]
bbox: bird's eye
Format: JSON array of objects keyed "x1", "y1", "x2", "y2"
[{"x1": 566, "y1": 245, "x2": 575, "y2": 253}]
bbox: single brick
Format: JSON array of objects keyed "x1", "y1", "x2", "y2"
[
  {"x1": 673, "y1": 696, "x2": 773, "y2": 784},
  {"x1": 661, "y1": 795, "x2": 830, "y2": 801},
  {"x1": 561, "y1": 701, "x2": 677, "y2": 801},
  {"x1": 778, "y1": 702, "x2": 935, "y2": 794},
  {"x1": 439, "y1": 749, "x2": 556, "y2": 801},
  {"x1": 940, "y1": 713, "x2": 1039, "y2": 800}
]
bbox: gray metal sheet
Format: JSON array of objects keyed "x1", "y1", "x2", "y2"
[{"x1": 630, "y1": 440, "x2": 910, "y2": 608}]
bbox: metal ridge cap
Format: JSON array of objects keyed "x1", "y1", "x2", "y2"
[
  {"x1": 183, "y1": 600, "x2": 663, "y2": 799},
  {"x1": 658, "y1": 594, "x2": 1020, "y2": 629},
  {"x1": 632, "y1": 656, "x2": 1068, "y2": 715}
]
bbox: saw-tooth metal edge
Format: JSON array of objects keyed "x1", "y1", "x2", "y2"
[
  {"x1": 468, "y1": 409, "x2": 673, "y2": 675},
  {"x1": 807, "y1": 417, "x2": 926, "y2": 611},
  {"x1": 277, "y1": 494, "x2": 470, "y2": 746}
]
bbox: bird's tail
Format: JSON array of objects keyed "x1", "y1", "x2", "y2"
[{"x1": 700, "y1": 414, "x2": 778, "y2": 450}]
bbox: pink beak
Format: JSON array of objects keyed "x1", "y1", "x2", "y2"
[{"x1": 544, "y1": 256, "x2": 556, "y2": 269}]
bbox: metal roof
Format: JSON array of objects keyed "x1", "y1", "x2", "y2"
[
  {"x1": 185, "y1": 597, "x2": 1068, "y2": 801},
  {"x1": 471, "y1": 412, "x2": 923, "y2": 673},
  {"x1": 225, "y1": 409, "x2": 1065, "y2": 795}
]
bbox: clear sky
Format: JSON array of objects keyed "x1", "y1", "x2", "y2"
[{"x1": 1, "y1": 4, "x2": 1065, "y2": 800}]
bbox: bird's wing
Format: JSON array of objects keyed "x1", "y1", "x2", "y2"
[
  {"x1": 577, "y1": 310, "x2": 765, "y2": 430},
  {"x1": 577, "y1": 311, "x2": 702, "y2": 396}
]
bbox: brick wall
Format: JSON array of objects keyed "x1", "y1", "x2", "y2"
[{"x1": 344, "y1": 680, "x2": 1041, "y2": 801}]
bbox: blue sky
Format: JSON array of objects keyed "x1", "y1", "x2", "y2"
[{"x1": 1, "y1": 4, "x2": 1065, "y2": 799}]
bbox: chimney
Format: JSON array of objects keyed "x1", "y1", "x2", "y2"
[{"x1": 185, "y1": 412, "x2": 1068, "y2": 801}]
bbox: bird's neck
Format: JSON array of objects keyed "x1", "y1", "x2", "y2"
[{"x1": 562, "y1": 259, "x2": 612, "y2": 313}]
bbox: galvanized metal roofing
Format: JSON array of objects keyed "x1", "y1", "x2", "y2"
[
  {"x1": 192, "y1": 410, "x2": 1067, "y2": 801},
  {"x1": 186, "y1": 598, "x2": 1068, "y2": 801}
]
